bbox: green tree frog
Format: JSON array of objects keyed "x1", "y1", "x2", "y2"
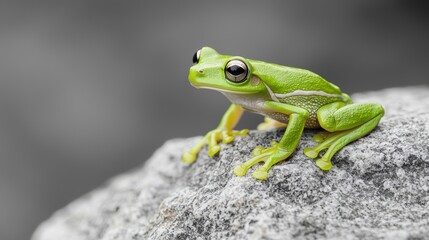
[{"x1": 183, "y1": 47, "x2": 384, "y2": 180}]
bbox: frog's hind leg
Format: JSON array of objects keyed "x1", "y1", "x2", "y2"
[
  {"x1": 309, "y1": 101, "x2": 384, "y2": 170},
  {"x1": 257, "y1": 117, "x2": 287, "y2": 130}
]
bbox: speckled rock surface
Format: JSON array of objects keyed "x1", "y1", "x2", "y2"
[{"x1": 33, "y1": 87, "x2": 429, "y2": 240}]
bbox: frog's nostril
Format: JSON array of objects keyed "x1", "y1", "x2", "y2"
[{"x1": 189, "y1": 67, "x2": 203, "y2": 81}]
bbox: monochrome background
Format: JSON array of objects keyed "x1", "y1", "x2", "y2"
[{"x1": 0, "y1": 1, "x2": 428, "y2": 239}]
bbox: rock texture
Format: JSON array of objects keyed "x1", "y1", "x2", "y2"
[{"x1": 33, "y1": 87, "x2": 429, "y2": 240}]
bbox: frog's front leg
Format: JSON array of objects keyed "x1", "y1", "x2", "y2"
[
  {"x1": 182, "y1": 104, "x2": 248, "y2": 163},
  {"x1": 304, "y1": 101, "x2": 384, "y2": 170},
  {"x1": 234, "y1": 102, "x2": 309, "y2": 180}
]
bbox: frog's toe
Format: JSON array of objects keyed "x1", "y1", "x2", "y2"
[
  {"x1": 220, "y1": 130, "x2": 234, "y2": 143},
  {"x1": 315, "y1": 157, "x2": 332, "y2": 171},
  {"x1": 252, "y1": 168, "x2": 269, "y2": 180},
  {"x1": 233, "y1": 164, "x2": 248, "y2": 177},
  {"x1": 312, "y1": 134, "x2": 325, "y2": 143},
  {"x1": 257, "y1": 122, "x2": 267, "y2": 130},
  {"x1": 303, "y1": 147, "x2": 319, "y2": 159},
  {"x1": 222, "y1": 135, "x2": 234, "y2": 144},
  {"x1": 182, "y1": 151, "x2": 197, "y2": 163},
  {"x1": 252, "y1": 146, "x2": 264, "y2": 156},
  {"x1": 257, "y1": 117, "x2": 287, "y2": 130},
  {"x1": 208, "y1": 145, "x2": 220, "y2": 157},
  {"x1": 252, "y1": 142, "x2": 278, "y2": 157},
  {"x1": 232, "y1": 129, "x2": 249, "y2": 136},
  {"x1": 233, "y1": 153, "x2": 268, "y2": 177}
]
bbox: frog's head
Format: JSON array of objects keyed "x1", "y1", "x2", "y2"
[{"x1": 189, "y1": 47, "x2": 265, "y2": 94}]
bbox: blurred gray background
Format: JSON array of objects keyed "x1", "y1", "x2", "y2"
[{"x1": 0, "y1": 0, "x2": 428, "y2": 239}]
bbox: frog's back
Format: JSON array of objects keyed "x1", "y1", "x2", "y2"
[
  {"x1": 252, "y1": 62, "x2": 342, "y2": 94},
  {"x1": 252, "y1": 61, "x2": 351, "y2": 128}
]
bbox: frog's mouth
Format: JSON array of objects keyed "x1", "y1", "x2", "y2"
[{"x1": 190, "y1": 83, "x2": 257, "y2": 94}]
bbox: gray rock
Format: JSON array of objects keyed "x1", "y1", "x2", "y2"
[{"x1": 33, "y1": 87, "x2": 429, "y2": 240}]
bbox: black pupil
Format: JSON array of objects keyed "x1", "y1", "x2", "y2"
[
  {"x1": 192, "y1": 51, "x2": 198, "y2": 64},
  {"x1": 227, "y1": 65, "x2": 245, "y2": 76}
]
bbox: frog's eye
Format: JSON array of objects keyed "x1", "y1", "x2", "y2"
[
  {"x1": 225, "y1": 59, "x2": 248, "y2": 83},
  {"x1": 192, "y1": 49, "x2": 201, "y2": 65}
]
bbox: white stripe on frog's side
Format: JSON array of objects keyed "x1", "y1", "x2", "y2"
[
  {"x1": 274, "y1": 90, "x2": 344, "y2": 100},
  {"x1": 262, "y1": 82, "x2": 279, "y2": 102}
]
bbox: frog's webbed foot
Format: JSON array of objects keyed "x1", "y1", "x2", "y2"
[
  {"x1": 233, "y1": 141, "x2": 290, "y2": 180},
  {"x1": 257, "y1": 117, "x2": 287, "y2": 130},
  {"x1": 304, "y1": 131, "x2": 348, "y2": 170},
  {"x1": 182, "y1": 128, "x2": 248, "y2": 163}
]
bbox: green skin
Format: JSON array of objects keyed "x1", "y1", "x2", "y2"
[{"x1": 183, "y1": 47, "x2": 384, "y2": 180}]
